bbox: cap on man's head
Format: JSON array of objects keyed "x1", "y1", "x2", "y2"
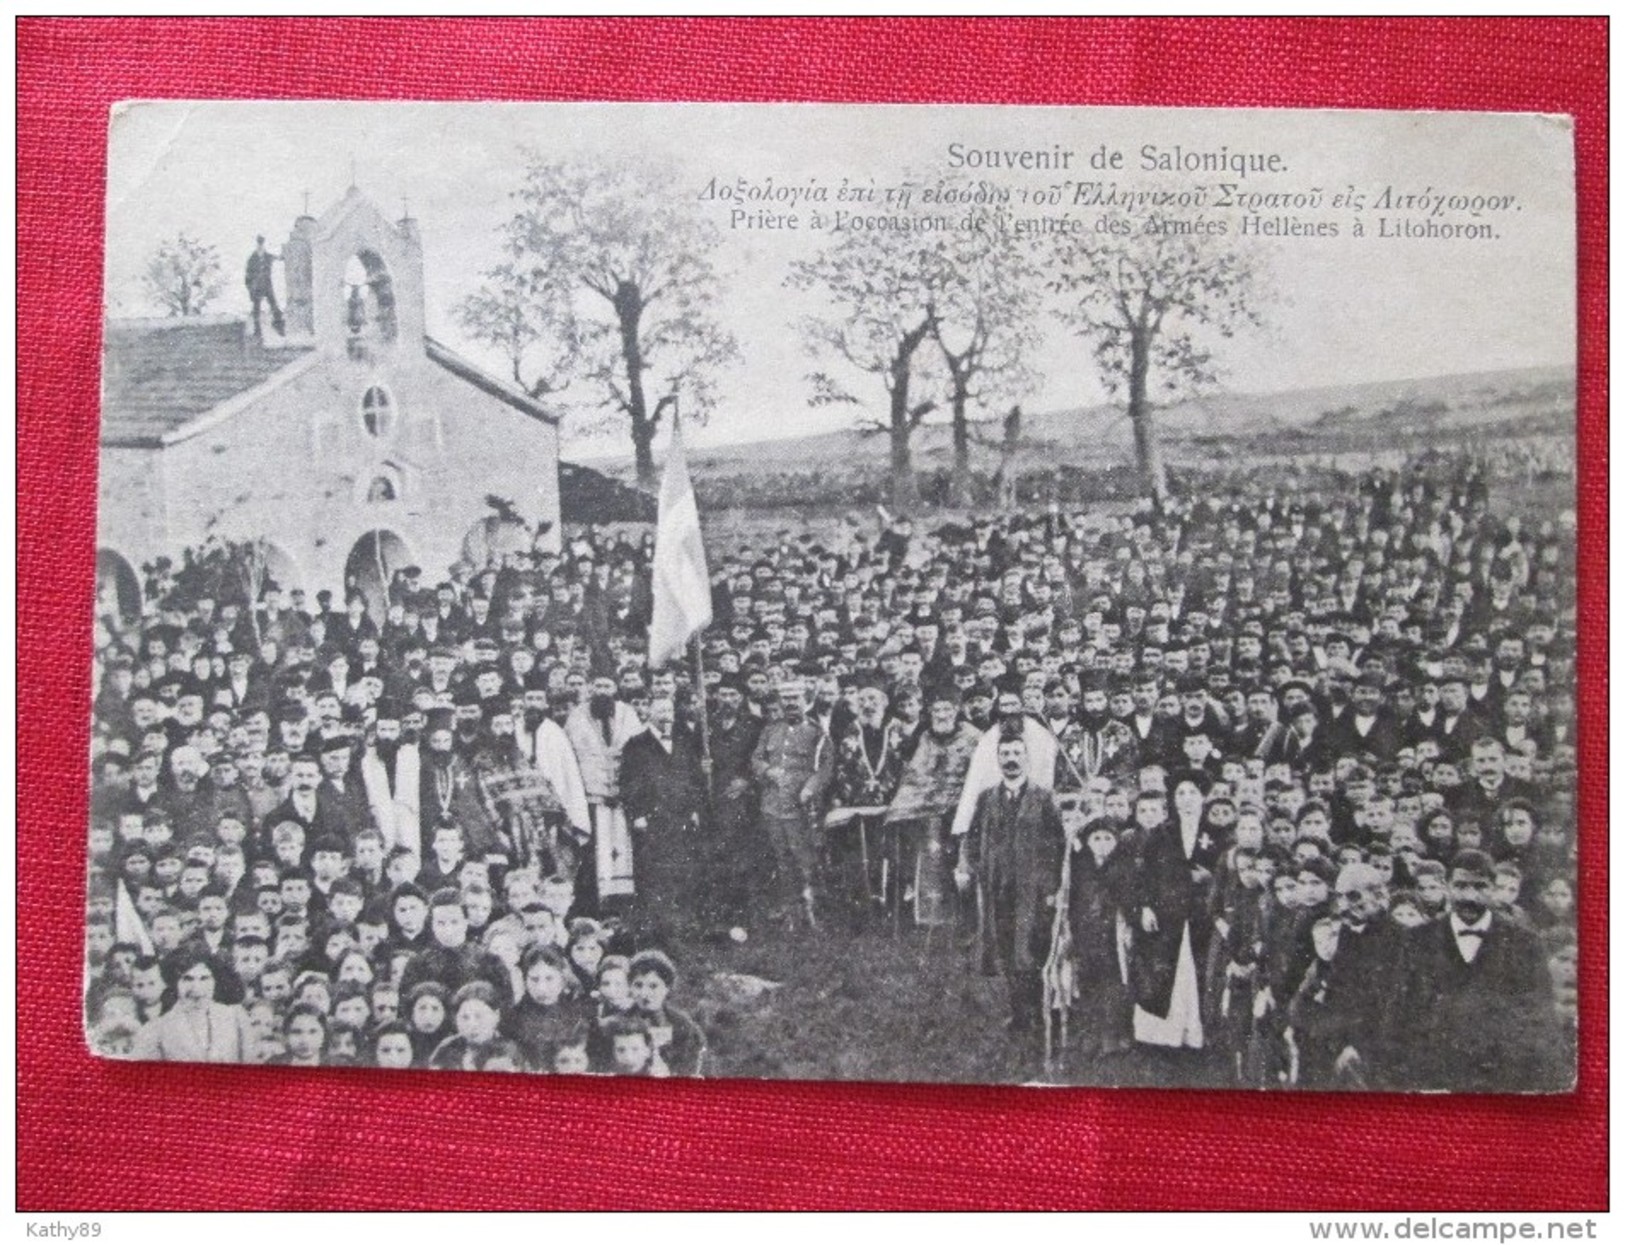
[{"x1": 1276, "y1": 679, "x2": 1315, "y2": 703}]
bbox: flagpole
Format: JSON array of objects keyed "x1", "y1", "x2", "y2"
[
  {"x1": 693, "y1": 633, "x2": 713, "y2": 798},
  {"x1": 669, "y1": 391, "x2": 713, "y2": 797}
]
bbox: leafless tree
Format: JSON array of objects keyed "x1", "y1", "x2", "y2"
[
  {"x1": 787, "y1": 226, "x2": 953, "y2": 512},
  {"x1": 1049, "y1": 229, "x2": 1264, "y2": 508},
  {"x1": 929, "y1": 228, "x2": 1044, "y2": 506},
  {"x1": 461, "y1": 155, "x2": 738, "y2": 489}
]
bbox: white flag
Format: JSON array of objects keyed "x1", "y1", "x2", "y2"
[
  {"x1": 115, "y1": 878, "x2": 154, "y2": 957},
  {"x1": 648, "y1": 420, "x2": 713, "y2": 669}
]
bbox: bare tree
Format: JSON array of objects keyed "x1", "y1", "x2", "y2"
[
  {"x1": 786, "y1": 228, "x2": 950, "y2": 512},
  {"x1": 455, "y1": 260, "x2": 577, "y2": 400},
  {"x1": 1049, "y1": 230, "x2": 1264, "y2": 508},
  {"x1": 929, "y1": 228, "x2": 1044, "y2": 507},
  {"x1": 462, "y1": 155, "x2": 738, "y2": 489},
  {"x1": 143, "y1": 232, "x2": 224, "y2": 318}
]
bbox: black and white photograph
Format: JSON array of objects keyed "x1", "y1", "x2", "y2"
[{"x1": 85, "y1": 102, "x2": 1578, "y2": 1091}]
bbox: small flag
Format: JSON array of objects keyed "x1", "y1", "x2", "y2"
[
  {"x1": 648, "y1": 418, "x2": 713, "y2": 669},
  {"x1": 115, "y1": 879, "x2": 154, "y2": 957}
]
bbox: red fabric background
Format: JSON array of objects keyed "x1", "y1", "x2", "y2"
[{"x1": 18, "y1": 17, "x2": 1607, "y2": 1211}]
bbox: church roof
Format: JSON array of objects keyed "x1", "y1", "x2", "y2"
[
  {"x1": 100, "y1": 318, "x2": 315, "y2": 447},
  {"x1": 101, "y1": 318, "x2": 559, "y2": 448},
  {"x1": 424, "y1": 337, "x2": 560, "y2": 427}
]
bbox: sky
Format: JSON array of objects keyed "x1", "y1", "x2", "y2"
[{"x1": 104, "y1": 102, "x2": 1576, "y2": 458}]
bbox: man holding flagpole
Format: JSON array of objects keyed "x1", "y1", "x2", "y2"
[{"x1": 635, "y1": 409, "x2": 718, "y2": 928}]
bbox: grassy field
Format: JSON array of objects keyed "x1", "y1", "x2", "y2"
[
  {"x1": 680, "y1": 909, "x2": 1036, "y2": 1085},
  {"x1": 668, "y1": 898, "x2": 1227, "y2": 1089}
]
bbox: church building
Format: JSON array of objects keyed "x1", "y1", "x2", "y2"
[{"x1": 96, "y1": 188, "x2": 562, "y2": 620}]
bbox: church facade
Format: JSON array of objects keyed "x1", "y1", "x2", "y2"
[{"x1": 97, "y1": 188, "x2": 561, "y2": 619}]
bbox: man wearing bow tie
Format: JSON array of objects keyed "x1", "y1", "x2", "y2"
[{"x1": 1396, "y1": 849, "x2": 1562, "y2": 1091}]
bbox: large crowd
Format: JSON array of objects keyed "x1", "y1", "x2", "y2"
[{"x1": 85, "y1": 451, "x2": 1579, "y2": 1089}]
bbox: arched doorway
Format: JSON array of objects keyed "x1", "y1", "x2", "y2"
[
  {"x1": 94, "y1": 549, "x2": 142, "y2": 627},
  {"x1": 344, "y1": 530, "x2": 412, "y2": 622}
]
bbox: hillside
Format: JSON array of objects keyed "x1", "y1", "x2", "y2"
[{"x1": 574, "y1": 365, "x2": 1574, "y2": 481}]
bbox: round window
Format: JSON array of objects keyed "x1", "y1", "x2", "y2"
[{"x1": 360, "y1": 385, "x2": 395, "y2": 438}]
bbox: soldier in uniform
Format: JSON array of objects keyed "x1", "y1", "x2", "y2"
[{"x1": 749, "y1": 679, "x2": 832, "y2": 929}]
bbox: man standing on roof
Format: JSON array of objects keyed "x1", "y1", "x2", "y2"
[{"x1": 246, "y1": 236, "x2": 284, "y2": 339}]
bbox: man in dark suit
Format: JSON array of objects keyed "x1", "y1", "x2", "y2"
[
  {"x1": 620, "y1": 695, "x2": 709, "y2": 938},
  {"x1": 314, "y1": 734, "x2": 374, "y2": 846},
  {"x1": 704, "y1": 677, "x2": 764, "y2": 927},
  {"x1": 1325, "y1": 672, "x2": 1401, "y2": 762},
  {"x1": 1126, "y1": 674, "x2": 1181, "y2": 770},
  {"x1": 220, "y1": 650, "x2": 269, "y2": 715},
  {"x1": 1429, "y1": 674, "x2": 1487, "y2": 762},
  {"x1": 1231, "y1": 686, "x2": 1288, "y2": 763},
  {"x1": 1450, "y1": 736, "x2": 1537, "y2": 824},
  {"x1": 1395, "y1": 849, "x2": 1561, "y2": 1091},
  {"x1": 955, "y1": 730, "x2": 1065, "y2": 1034},
  {"x1": 264, "y1": 753, "x2": 354, "y2": 852},
  {"x1": 1279, "y1": 700, "x2": 1335, "y2": 774}
]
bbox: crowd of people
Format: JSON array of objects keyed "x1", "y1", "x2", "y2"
[{"x1": 85, "y1": 451, "x2": 1579, "y2": 1089}]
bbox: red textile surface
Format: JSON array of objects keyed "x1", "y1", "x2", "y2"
[{"x1": 18, "y1": 17, "x2": 1607, "y2": 1211}]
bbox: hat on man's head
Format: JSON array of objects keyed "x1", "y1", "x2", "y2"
[{"x1": 1276, "y1": 679, "x2": 1315, "y2": 704}]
